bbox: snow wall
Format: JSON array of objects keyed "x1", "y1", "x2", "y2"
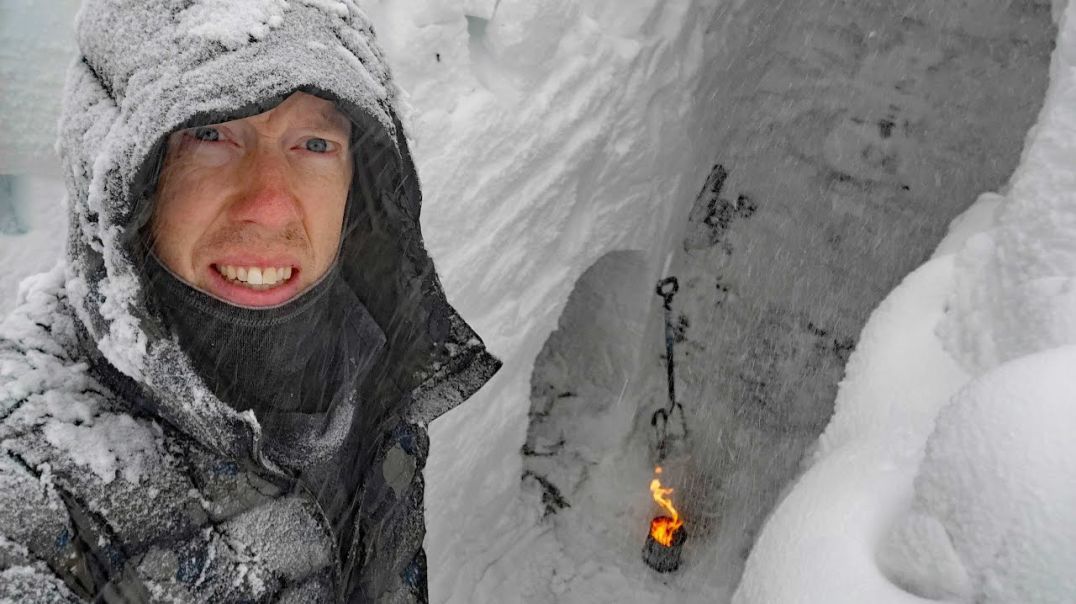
[
  {"x1": 488, "y1": 1, "x2": 1056, "y2": 602},
  {"x1": 737, "y1": 1, "x2": 1076, "y2": 601},
  {"x1": 0, "y1": 0, "x2": 1060, "y2": 602}
]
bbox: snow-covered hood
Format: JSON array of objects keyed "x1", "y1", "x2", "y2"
[{"x1": 57, "y1": 0, "x2": 501, "y2": 466}]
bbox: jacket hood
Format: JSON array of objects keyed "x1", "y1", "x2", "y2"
[{"x1": 58, "y1": 0, "x2": 501, "y2": 467}]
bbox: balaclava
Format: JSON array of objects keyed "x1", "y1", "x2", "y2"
[{"x1": 142, "y1": 250, "x2": 386, "y2": 469}]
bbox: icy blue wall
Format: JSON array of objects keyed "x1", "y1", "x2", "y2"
[
  {"x1": 0, "y1": 0, "x2": 80, "y2": 176},
  {"x1": 0, "y1": 1, "x2": 79, "y2": 314}
]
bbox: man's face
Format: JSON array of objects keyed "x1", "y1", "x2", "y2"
[{"x1": 151, "y1": 92, "x2": 353, "y2": 307}]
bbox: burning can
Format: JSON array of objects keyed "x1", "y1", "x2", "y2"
[
  {"x1": 644, "y1": 467, "x2": 686, "y2": 572},
  {"x1": 643, "y1": 517, "x2": 687, "y2": 572}
]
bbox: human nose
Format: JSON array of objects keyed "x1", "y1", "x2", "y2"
[{"x1": 227, "y1": 148, "x2": 302, "y2": 229}]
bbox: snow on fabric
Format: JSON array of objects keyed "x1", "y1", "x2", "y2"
[
  {"x1": 177, "y1": 0, "x2": 289, "y2": 49},
  {"x1": 42, "y1": 412, "x2": 163, "y2": 484},
  {"x1": 0, "y1": 537, "x2": 76, "y2": 604},
  {"x1": 1, "y1": 265, "x2": 162, "y2": 486}
]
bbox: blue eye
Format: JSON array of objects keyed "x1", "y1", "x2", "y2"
[
  {"x1": 192, "y1": 127, "x2": 221, "y2": 142},
  {"x1": 305, "y1": 138, "x2": 329, "y2": 153}
]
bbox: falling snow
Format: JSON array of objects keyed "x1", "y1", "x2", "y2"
[{"x1": 3, "y1": 0, "x2": 1074, "y2": 602}]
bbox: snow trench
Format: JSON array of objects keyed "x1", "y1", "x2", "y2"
[
  {"x1": 369, "y1": 0, "x2": 1057, "y2": 602},
  {"x1": 0, "y1": 0, "x2": 1061, "y2": 602}
]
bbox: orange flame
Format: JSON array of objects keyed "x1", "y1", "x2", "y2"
[{"x1": 649, "y1": 467, "x2": 684, "y2": 547}]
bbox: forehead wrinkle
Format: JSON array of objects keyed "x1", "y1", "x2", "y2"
[
  {"x1": 244, "y1": 95, "x2": 351, "y2": 137},
  {"x1": 312, "y1": 104, "x2": 352, "y2": 136},
  {"x1": 284, "y1": 93, "x2": 351, "y2": 134}
]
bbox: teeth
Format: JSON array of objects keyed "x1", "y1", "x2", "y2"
[{"x1": 215, "y1": 264, "x2": 294, "y2": 289}]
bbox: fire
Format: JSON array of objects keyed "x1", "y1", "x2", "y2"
[{"x1": 649, "y1": 467, "x2": 684, "y2": 547}]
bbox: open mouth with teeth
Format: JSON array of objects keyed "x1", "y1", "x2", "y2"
[
  {"x1": 215, "y1": 264, "x2": 295, "y2": 290},
  {"x1": 204, "y1": 258, "x2": 307, "y2": 307}
]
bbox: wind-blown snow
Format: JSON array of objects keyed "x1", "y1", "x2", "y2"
[
  {"x1": 0, "y1": 178, "x2": 67, "y2": 317},
  {"x1": 4, "y1": 0, "x2": 723, "y2": 599},
  {"x1": 2, "y1": 0, "x2": 1073, "y2": 602}
]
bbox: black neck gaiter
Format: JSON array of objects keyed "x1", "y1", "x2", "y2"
[{"x1": 142, "y1": 254, "x2": 386, "y2": 469}]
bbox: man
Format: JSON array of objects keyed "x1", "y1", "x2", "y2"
[{"x1": 0, "y1": 1, "x2": 500, "y2": 602}]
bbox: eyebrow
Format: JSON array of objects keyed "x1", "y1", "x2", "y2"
[{"x1": 312, "y1": 106, "x2": 352, "y2": 135}]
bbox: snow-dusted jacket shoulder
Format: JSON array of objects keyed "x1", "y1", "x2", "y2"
[
  {"x1": 1, "y1": 271, "x2": 341, "y2": 601},
  {"x1": 0, "y1": 1, "x2": 500, "y2": 602}
]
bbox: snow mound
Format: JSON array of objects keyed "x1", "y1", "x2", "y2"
[{"x1": 880, "y1": 346, "x2": 1076, "y2": 603}]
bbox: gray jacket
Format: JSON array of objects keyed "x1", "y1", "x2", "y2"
[{"x1": 0, "y1": 1, "x2": 500, "y2": 601}]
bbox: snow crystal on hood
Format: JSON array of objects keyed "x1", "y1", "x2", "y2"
[
  {"x1": 298, "y1": 0, "x2": 351, "y2": 19},
  {"x1": 94, "y1": 248, "x2": 147, "y2": 380},
  {"x1": 178, "y1": 0, "x2": 290, "y2": 49}
]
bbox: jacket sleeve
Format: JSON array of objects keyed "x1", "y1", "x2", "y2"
[
  {"x1": 0, "y1": 540, "x2": 81, "y2": 604},
  {"x1": 0, "y1": 453, "x2": 83, "y2": 604},
  {"x1": 346, "y1": 420, "x2": 431, "y2": 604}
]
